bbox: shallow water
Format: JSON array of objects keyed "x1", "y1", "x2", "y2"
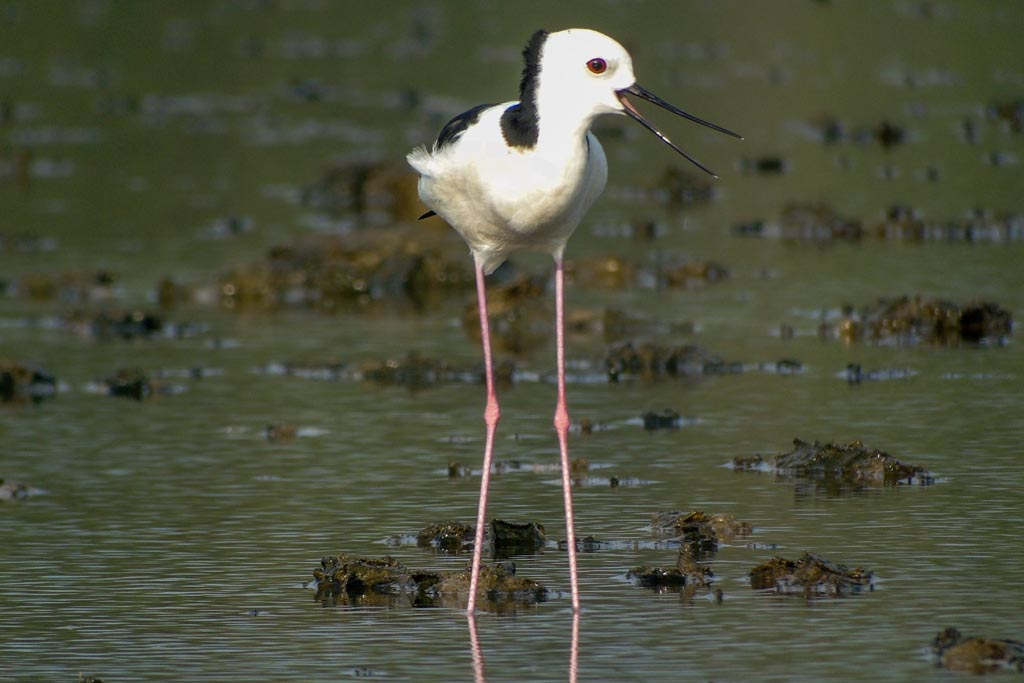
[{"x1": 2, "y1": 2, "x2": 1024, "y2": 681}]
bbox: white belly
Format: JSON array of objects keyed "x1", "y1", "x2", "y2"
[{"x1": 410, "y1": 111, "x2": 608, "y2": 273}]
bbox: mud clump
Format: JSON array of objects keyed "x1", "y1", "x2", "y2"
[
  {"x1": 461, "y1": 273, "x2": 550, "y2": 354},
  {"x1": 606, "y1": 342, "x2": 800, "y2": 381},
  {"x1": 491, "y1": 519, "x2": 547, "y2": 557},
  {"x1": 430, "y1": 561, "x2": 548, "y2": 609},
  {"x1": 627, "y1": 561, "x2": 711, "y2": 590},
  {"x1": 737, "y1": 202, "x2": 1024, "y2": 244},
  {"x1": 219, "y1": 232, "x2": 473, "y2": 311},
  {"x1": 606, "y1": 343, "x2": 729, "y2": 380},
  {"x1": 749, "y1": 552, "x2": 874, "y2": 597},
  {"x1": 300, "y1": 157, "x2": 422, "y2": 222},
  {"x1": 642, "y1": 409, "x2": 683, "y2": 430},
  {"x1": 104, "y1": 367, "x2": 154, "y2": 401},
  {"x1": 8, "y1": 269, "x2": 117, "y2": 303},
  {"x1": 417, "y1": 521, "x2": 474, "y2": 553},
  {"x1": 1, "y1": 360, "x2": 56, "y2": 404},
  {"x1": 628, "y1": 544, "x2": 714, "y2": 593},
  {"x1": 732, "y1": 438, "x2": 935, "y2": 488},
  {"x1": 307, "y1": 554, "x2": 547, "y2": 610},
  {"x1": 832, "y1": 296, "x2": 1011, "y2": 345},
  {"x1": 650, "y1": 511, "x2": 753, "y2": 562},
  {"x1": 932, "y1": 627, "x2": 1024, "y2": 674},
  {"x1": 652, "y1": 511, "x2": 753, "y2": 551},
  {"x1": 359, "y1": 351, "x2": 457, "y2": 388},
  {"x1": 310, "y1": 555, "x2": 407, "y2": 605},
  {"x1": 415, "y1": 519, "x2": 546, "y2": 557},
  {"x1": 660, "y1": 166, "x2": 716, "y2": 206}
]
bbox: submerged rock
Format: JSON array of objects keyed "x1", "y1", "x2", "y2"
[
  {"x1": 732, "y1": 438, "x2": 935, "y2": 488},
  {"x1": 0, "y1": 360, "x2": 57, "y2": 403},
  {"x1": 931, "y1": 627, "x2": 1024, "y2": 674},
  {"x1": 749, "y1": 552, "x2": 874, "y2": 597}
]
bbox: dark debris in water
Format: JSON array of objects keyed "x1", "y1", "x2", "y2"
[
  {"x1": 736, "y1": 202, "x2": 1024, "y2": 243},
  {"x1": 300, "y1": 157, "x2": 422, "y2": 223},
  {"x1": 220, "y1": 231, "x2": 474, "y2": 311},
  {"x1": 5, "y1": 269, "x2": 117, "y2": 303},
  {"x1": 97, "y1": 367, "x2": 185, "y2": 400},
  {"x1": 307, "y1": 554, "x2": 547, "y2": 610},
  {"x1": 932, "y1": 627, "x2": 1024, "y2": 674},
  {"x1": 732, "y1": 438, "x2": 935, "y2": 488},
  {"x1": 839, "y1": 296, "x2": 1007, "y2": 348},
  {"x1": 749, "y1": 552, "x2": 874, "y2": 597},
  {"x1": 838, "y1": 364, "x2": 917, "y2": 383},
  {"x1": 642, "y1": 409, "x2": 684, "y2": 430},
  {"x1": 569, "y1": 255, "x2": 729, "y2": 291},
  {"x1": 827, "y1": 296, "x2": 1012, "y2": 345},
  {"x1": 1, "y1": 359, "x2": 56, "y2": 404},
  {"x1": 0, "y1": 479, "x2": 34, "y2": 501},
  {"x1": 986, "y1": 98, "x2": 1024, "y2": 133},
  {"x1": 606, "y1": 341, "x2": 802, "y2": 381}
]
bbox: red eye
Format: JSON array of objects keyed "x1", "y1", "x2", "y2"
[{"x1": 587, "y1": 58, "x2": 607, "y2": 74}]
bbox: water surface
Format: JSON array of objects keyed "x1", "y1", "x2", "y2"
[{"x1": 2, "y1": 2, "x2": 1023, "y2": 681}]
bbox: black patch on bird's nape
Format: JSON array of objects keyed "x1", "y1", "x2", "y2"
[
  {"x1": 500, "y1": 29, "x2": 547, "y2": 149},
  {"x1": 418, "y1": 210, "x2": 437, "y2": 220},
  {"x1": 435, "y1": 103, "x2": 494, "y2": 150}
]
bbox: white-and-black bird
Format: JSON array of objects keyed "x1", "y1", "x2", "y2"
[{"x1": 407, "y1": 27, "x2": 741, "y2": 614}]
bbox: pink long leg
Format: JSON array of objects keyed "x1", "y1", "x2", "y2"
[
  {"x1": 554, "y1": 257, "x2": 581, "y2": 612},
  {"x1": 467, "y1": 262, "x2": 499, "y2": 614}
]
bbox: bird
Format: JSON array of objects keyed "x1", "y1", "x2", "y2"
[{"x1": 407, "y1": 27, "x2": 741, "y2": 614}]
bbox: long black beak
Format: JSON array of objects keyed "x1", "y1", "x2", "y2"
[{"x1": 617, "y1": 83, "x2": 742, "y2": 178}]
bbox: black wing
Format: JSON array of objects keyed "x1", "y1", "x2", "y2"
[{"x1": 435, "y1": 103, "x2": 494, "y2": 150}]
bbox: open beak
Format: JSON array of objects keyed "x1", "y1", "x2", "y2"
[{"x1": 617, "y1": 83, "x2": 742, "y2": 178}]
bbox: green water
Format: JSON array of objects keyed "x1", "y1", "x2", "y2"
[{"x1": 2, "y1": 2, "x2": 1023, "y2": 681}]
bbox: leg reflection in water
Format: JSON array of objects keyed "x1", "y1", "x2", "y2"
[{"x1": 466, "y1": 608, "x2": 580, "y2": 683}]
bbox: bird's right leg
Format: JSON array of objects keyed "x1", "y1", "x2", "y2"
[{"x1": 467, "y1": 261, "x2": 500, "y2": 614}]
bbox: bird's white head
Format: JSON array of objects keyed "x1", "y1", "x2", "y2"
[
  {"x1": 539, "y1": 29, "x2": 638, "y2": 117},
  {"x1": 518, "y1": 28, "x2": 742, "y2": 176}
]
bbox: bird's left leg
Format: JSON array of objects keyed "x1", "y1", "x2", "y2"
[
  {"x1": 467, "y1": 260, "x2": 500, "y2": 614},
  {"x1": 553, "y1": 256, "x2": 580, "y2": 612}
]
